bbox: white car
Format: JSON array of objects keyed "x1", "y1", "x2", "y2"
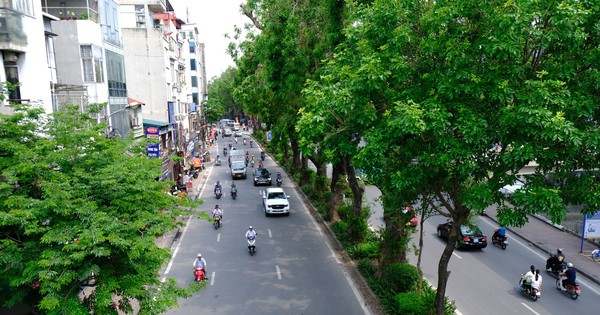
[
  {"x1": 262, "y1": 187, "x2": 290, "y2": 216},
  {"x1": 499, "y1": 180, "x2": 524, "y2": 197}
]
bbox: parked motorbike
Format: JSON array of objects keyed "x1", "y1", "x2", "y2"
[
  {"x1": 186, "y1": 168, "x2": 200, "y2": 179},
  {"x1": 194, "y1": 266, "x2": 205, "y2": 282},
  {"x1": 492, "y1": 235, "x2": 508, "y2": 250},
  {"x1": 213, "y1": 214, "x2": 222, "y2": 230},
  {"x1": 546, "y1": 254, "x2": 567, "y2": 277},
  {"x1": 556, "y1": 276, "x2": 580, "y2": 300},
  {"x1": 170, "y1": 183, "x2": 187, "y2": 196},
  {"x1": 215, "y1": 187, "x2": 223, "y2": 199},
  {"x1": 231, "y1": 187, "x2": 237, "y2": 200},
  {"x1": 519, "y1": 274, "x2": 541, "y2": 301},
  {"x1": 247, "y1": 235, "x2": 256, "y2": 256}
]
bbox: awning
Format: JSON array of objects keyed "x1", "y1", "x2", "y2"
[
  {"x1": 128, "y1": 97, "x2": 145, "y2": 107},
  {"x1": 143, "y1": 119, "x2": 169, "y2": 127}
]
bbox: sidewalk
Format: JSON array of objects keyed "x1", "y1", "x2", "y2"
[
  {"x1": 154, "y1": 145, "x2": 216, "y2": 250},
  {"x1": 484, "y1": 206, "x2": 600, "y2": 286}
]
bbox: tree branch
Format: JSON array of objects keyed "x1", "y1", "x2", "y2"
[{"x1": 240, "y1": 3, "x2": 262, "y2": 30}]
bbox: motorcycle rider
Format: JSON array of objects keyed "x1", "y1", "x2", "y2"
[
  {"x1": 530, "y1": 269, "x2": 542, "y2": 293},
  {"x1": 250, "y1": 155, "x2": 255, "y2": 167},
  {"x1": 276, "y1": 172, "x2": 282, "y2": 184},
  {"x1": 230, "y1": 182, "x2": 237, "y2": 196},
  {"x1": 245, "y1": 226, "x2": 257, "y2": 240},
  {"x1": 560, "y1": 263, "x2": 577, "y2": 290},
  {"x1": 250, "y1": 139, "x2": 253, "y2": 148},
  {"x1": 223, "y1": 147, "x2": 228, "y2": 157},
  {"x1": 521, "y1": 265, "x2": 536, "y2": 294},
  {"x1": 214, "y1": 181, "x2": 222, "y2": 195},
  {"x1": 193, "y1": 253, "x2": 208, "y2": 280},
  {"x1": 493, "y1": 226, "x2": 507, "y2": 243},
  {"x1": 260, "y1": 151, "x2": 266, "y2": 161},
  {"x1": 546, "y1": 248, "x2": 565, "y2": 271},
  {"x1": 243, "y1": 138, "x2": 247, "y2": 145}
]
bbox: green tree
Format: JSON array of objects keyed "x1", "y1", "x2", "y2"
[
  {"x1": 347, "y1": 1, "x2": 598, "y2": 313},
  {"x1": 0, "y1": 104, "x2": 203, "y2": 314},
  {"x1": 206, "y1": 67, "x2": 238, "y2": 122}
]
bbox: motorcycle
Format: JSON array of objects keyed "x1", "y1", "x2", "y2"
[
  {"x1": 260, "y1": 151, "x2": 265, "y2": 161},
  {"x1": 556, "y1": 276, "x2": 580, "y2": 300},
  {"x1": 213, "y1": 214, "x2": 222, "y2": 230},
  {"x1": 215, "y1": 187, "x2": 222, "y2": 199},
  {"x1": 170, "y1": 183, "x2": 187, "y2": 196},
  {"x1": 250, "y1": 141, "x2": 253, "y2": 148},
  {"x1": 243, "y1": 138, "x2": 247, "y2": 145},
  {"x1": 247, "y1": 235, "x2": 256, "y2": 256},
  {"x1": 519, "y1": 274, "x2": 541, "y2": 301},
  {"x1": 194, "y1": 266, "x2": 205, "y2": 282},
  {"x1": 546, "y1": 254, "x2": 567, "y2": 277},
  {"x1": 186, "y1": 168, "x2": 200, "y2": 179},
  {"x1": 231, "y1": 188, "x2": 237, "y2": 200},
  {"x1": 492, "y1": 234, "x2": 508, "y2": 250},
  {"x1": 215, "y1": 158, "x2": 222, "y2": 166},
  {"x1": 276, "y1": 177, "x2": 282, "y2": 187}
]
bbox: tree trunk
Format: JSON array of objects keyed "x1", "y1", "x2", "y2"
[
  {"x1": 380, "y1": 205, "x2": 408, "y2": 271},
  {"x1": 342, "y1": 156, "x2": 364, "y2": 242},
  {"x1": 300, "y1": 155, "x2": 310, "y2": 186},
  {"x1": 308, "y1": 154, "x2": 328, "y2": 192},
  {"x1": 435, "y1": 214, "x2": 466, "y2": 315},
  {"x1": 290, "y1": 136, "x2": 301, "y2": 171},
  {"x1": 417, "y1": 207, "x2": 426, "y2": 295},
  {"x1": 328, "y1": 162, "x2": 345, "y2": 222}
]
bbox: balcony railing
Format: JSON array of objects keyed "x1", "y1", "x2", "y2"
[{"x1": 42, "y1": 6, "x2": 99, "y2": 23}]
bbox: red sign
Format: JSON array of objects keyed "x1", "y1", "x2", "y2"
[{"x1": 146, "y1": 126, "x2": 159, "y2": 134}]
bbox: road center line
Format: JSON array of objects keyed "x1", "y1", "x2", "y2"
[
  {"x1": 275, "y1": 265, "x2": 282, "y2": 280},
  {"x1": 520, "y1": 302, "x2": 541, "y2": 315},
  {"x1": 268, "y1": 229, "x2": 272, "y2": 238},
  {"x1": 453, "y1": 252, "x2": 462, "y2": 259},
  {"x1": 217, "y1": 233, "x2": 221, "y2": 242},
  {"x1": 210, "y1": 272, "x2": 215, "y2": 286}
]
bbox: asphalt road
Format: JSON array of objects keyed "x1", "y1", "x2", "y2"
[
  {"x1": 410, "y1": 215, "x2": 600, "y2": 315},
  {"x1": 162, "y1": 136, "x2": 371, "y2": 315}
]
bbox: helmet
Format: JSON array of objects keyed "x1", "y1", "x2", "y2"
[
  {"x1": 567, "y1": 262, "x2": 573, "y2": 268},
  {"x1": 557, "y1": 248, "x2": 563, "y2": 253},
  {"x1": 215, "y1": 205, "x2": 219, "y2": 208},
  {"x1": 197, "y1": 253, "x2": 202, "y2": 257},
  {"x1": 249, "y1": 226, "x2": 253, "y2": 229}
]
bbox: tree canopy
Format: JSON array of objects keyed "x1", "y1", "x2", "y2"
[{"x1": 0, "y1": 104, "x2": 202, "y2": 314}]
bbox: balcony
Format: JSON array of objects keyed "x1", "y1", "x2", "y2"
[
  {"x1": 42, "y1": 5, "x2": 99, "y2": 23},
  {"x1": 0, "y1": 9, "x2": 27, "y2": 52}
]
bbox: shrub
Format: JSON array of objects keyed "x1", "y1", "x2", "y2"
[
  {"x1": 348, "y1": 241, "x2": 380, "y2": 260},
  {"x1": 393, "y1": 284, "x2": 456, "y2": 315},
  {"x1": 357, "y1": 258, "x2": 376, "y2": 279},
  {"x1": 331, "y1": 220, "x2": 350, "y2": 245},
  {"x1": 381, "y1": 263, "x2": 420, "y2": 293}
]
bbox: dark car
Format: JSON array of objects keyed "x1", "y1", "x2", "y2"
[
  {"x1": 436, "y1": 221, "x2": 487, "y2": 249},
  {"x1": 253, "y1": 168, "x2": 272, "y2": 186}
]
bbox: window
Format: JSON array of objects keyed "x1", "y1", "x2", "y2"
[
  {"x1": 11, "y1": 0, "x2": 32, "y2": 15},
  {"x1": 80, "y1": 45, "x2": 104, "y2": 83},
  {"x1": 191, "y1": 76, "x2": 198, "y2": 88},
  {"x1": 106, "y1": 51, "x2": 127, "y2": 97},
  {"x1": 189, "y1": 42, "x2": 195, "y2": 54},
  {"x1": 190, "y1": 59, "x2": 196, "y2": 71}
]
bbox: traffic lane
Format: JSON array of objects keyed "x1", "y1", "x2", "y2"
[
  {"x1": 166, "y1": 163, "x2": 368, "y2": 314},
  {"x1": 411, "y1": 215, "x2": 599, "y2": 315}
]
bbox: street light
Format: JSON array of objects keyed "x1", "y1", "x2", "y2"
[{"x1": 105, "y1": 104, "x2": 132, "y2": 139}]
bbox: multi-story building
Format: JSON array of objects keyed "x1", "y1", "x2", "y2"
[
  {"x1": 179, "y1": 24, "x2": 208, "y2": 164},
  {"x1": 43, "y1": 0, "x2": 139, "y2": 138},
  {"x1": 119, "y1": 0, "x2": 189, "y2": 180},
  {"x1": 0, "y1": 0, "x2": 55, "y2": 115}
]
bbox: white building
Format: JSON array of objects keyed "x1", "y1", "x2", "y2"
[{"x1": 0, "y1": 0, "x2": 55, "y2": 115}]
